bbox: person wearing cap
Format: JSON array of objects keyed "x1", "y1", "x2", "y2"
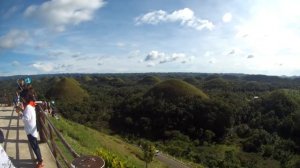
[
  {"x1": 15, "y1": 79, "x2": 25, "y2": 113},
  {"x1": 24, "y1": 77, "x2": 32, "y2": 85},
  {"x1": 21, "y1": 87, "x2": 44, "y2": 168}
]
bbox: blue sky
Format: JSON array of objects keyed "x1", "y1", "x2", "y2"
[{"x1": 1, "y1": 0, "x2": 300, "y2": 76}]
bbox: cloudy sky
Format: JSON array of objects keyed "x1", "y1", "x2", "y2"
[{"x1": 1, "y1": 0, "x2": 300, "y2": 76}]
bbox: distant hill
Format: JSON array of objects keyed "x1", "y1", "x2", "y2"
[
  {"x1": 138, "y1": 76, "x2": 161, "y2": 85},
  {"x1": 145, "y1": 79, "x2": 208, "y2": 99},
  {"x1": 48, "y1": 76, "x2": 61, "y2": 84},
  {"x1": 183, "y1": 77, "x2": 199, "y2": 85},
  {"x1": 202, "y1": 78, "x2": 230, "y2": 90},
  {"x1": 46, "y1": 77, "x2": 88, "y2": 103},
  {"x1": 109, "y1": 77, "x2": 125, "y2": 86},
  {"x1": 82, "y1": 75, "x2": 92, "y2": 82},
  {"x1": 96, "y1": 76, "x2": 125, "y2": 86}
]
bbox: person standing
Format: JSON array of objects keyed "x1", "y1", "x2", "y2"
[{"x1": 21, "y1": 88, "x2": 44, "y2": 168}]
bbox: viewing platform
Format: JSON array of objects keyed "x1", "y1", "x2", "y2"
[{"x1": 0, "y1": 105, "x2": 56, "y2": 168}]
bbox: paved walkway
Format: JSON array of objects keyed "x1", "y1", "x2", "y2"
[{"x1": 0, "y1": 105, "x2": 57, "y2": 168}]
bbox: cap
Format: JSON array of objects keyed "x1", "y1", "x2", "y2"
[{"x1": 24, "y1": 77, "x2": 32, "y2": 85}]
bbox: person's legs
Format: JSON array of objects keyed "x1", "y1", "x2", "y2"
[{"x1": 27, "y1": 134, "x2": 43, "y2": 162}]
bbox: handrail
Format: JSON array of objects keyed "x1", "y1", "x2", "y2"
[
  {"x1": 37, "y1": 119, "x2": 65, "y2": 168},
  {"x1": 36, "y1": 104, "x2": 105, "y2": 168},
  {"x1": 36, "y1": 104, "x2": 79, "y2": 168},
  {"x1": 45, "y1": 115, "x2": 80, "y2": 158}
]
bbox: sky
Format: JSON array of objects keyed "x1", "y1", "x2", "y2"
[{"x1": 1, "y1": 0, "x2": 300, "y2": 76}]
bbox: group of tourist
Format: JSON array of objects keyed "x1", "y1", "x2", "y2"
[{"x1": 40, "y1": 100, "x2": 58, "y2": 119}]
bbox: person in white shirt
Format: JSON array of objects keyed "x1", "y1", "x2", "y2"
[
  {"x1": 0, "y1": 144, "x2": 15, "y2": 168},
  {"x1": 21, "y1": 88, "x2": 44, "y2": 168}
]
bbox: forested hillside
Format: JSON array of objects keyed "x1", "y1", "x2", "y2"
[{"x1": 1, "y1": 73, "x2": 300, "y2": 168}]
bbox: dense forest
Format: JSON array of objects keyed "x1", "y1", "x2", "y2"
[{"x1": 1, "y1": 73, "x2": 300, "y2": 168}]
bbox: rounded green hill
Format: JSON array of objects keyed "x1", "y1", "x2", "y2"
[
  {"x1": 183, "y1": 77, "x2": 199, "y2": 85},
  {"x1": 46, "y1": 77, "x2": 89, "y2": 103},
  {"x1": 138, "y1": 76, "x2": 161, "y2": 85},
  {"x1": 109, "y1": 77, "x2": 125, "y2": 86},
  {"x1": 145, "y1": 79, "x2": 209, "y2": 99},
  {"x1": 82, "y1": 75, "x2": 92, "y2": 82},
  {"x1": 48, "y1": 76, "x2": 61, "y2": 84}
]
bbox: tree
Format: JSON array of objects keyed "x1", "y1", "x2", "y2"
[
  {"x1": 141, "y1": 140, "x2": 155, "y2": 168},
  {"x1": 203, "y1": 130, "x2": 215, "y2": 144},
  {"x1": 219, "y1": 150, "x2": 240, "y2": 168}
]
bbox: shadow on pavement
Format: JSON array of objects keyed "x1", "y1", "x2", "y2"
[
  {"x1": 11, "y1": 158, "x2": 36, "y2": 168},
  {"x1": 0, "y1": 116, "x2": 20, "y2": 120},
  {"x1": 2, "y1": 108, "x2": 36, "y2": 168}
]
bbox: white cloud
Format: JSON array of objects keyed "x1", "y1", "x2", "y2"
[
  {"x1": 116, "y1": 42, "x2": 125, "y2": 48},
  {"x1": 222, "y1": 12, "x2": 232, "y2": 23},
  {"x1": 32, "y1": 62, "x2": 54, "y2": 72},
  {"x1": 24, "y1": 0, "x2": 105, "y2": 32},
  {"x1": 136, "y1": 10, "x2": 167, "y2": 25},
  {"x1": 160, "y1": 53, "x2": 187, "y2": 64},
  {"x1": 226, "y1": 48, "x2": 244, "y2": 56},
  {"x1": 147, "y1": 62, "x2": 156, "y2": 67},
  {"x1": 144, "y1": 50, "x2": 165, "y2": 61},
  {"x1": 54, "y1": 64, "x2": 73, "y2": 71},
  {"x1": 72, "y1": 53, "x2": 81, "y2": 58},
  {"x1": 228, "y1": 49, "x2": 235, "y2": 55},
  {"x1": 247, "y1": 55, "x2": 254, "y2": 59},
  {"x1": 35, "y1": 42, "x2": 50, "y2": 50},
  {"x1": 209, "y1": 58, "x2": 217, "y2": 64},
  {"x1": 204, "y1": 51, "x2": 212, "y2": 57},
  {"x1": 0, "y1": 30, "x2": 28, "y2": 49},
  {"x1": 144, "y1": 50, "x2": 191, "y2": 65},
  {"x1": 136, "y1": 8, "x2": 214, "y2": 31},
  {"x1": 48, "y1": 51, "x2": 65, "y2": 57}
]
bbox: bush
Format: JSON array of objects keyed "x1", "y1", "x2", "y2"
[
  {"x1": 95, "y1": 148, "x2": 135, "y2": 168},
  {"x1": 262, "y1": 145, "x2": 273, "y2": 158},
  {"x1": 236, "y1": 124, "x2": 251, "y2": 138},
  {"x1": 242, "y1": 129, "x2": 272, "y2": 153}
]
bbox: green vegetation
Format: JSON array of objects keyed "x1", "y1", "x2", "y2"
[
  {"x1": 145, "y1": 79, "x2": 209, "y2": 99},
  {"x1": 50, "y1": 117, "x2": 168, "y2": 168},
  {"x1": 82, "y1": 75, "x2": 93, "y2": 82},
  {"x1": 140, "y1": 140, "x2": 155, "y2": 168},
  {"x1": 183, "y1": 77, "x2": 199, "y2": 85},
  {"x1": 138, "y1": 76, "x2": 161, "y2": 85},
  {"x1": 2, "y1": 73, "x2": 300, "y2": 168},
  {"x1": 95, "y1": 148, "x2": 133, "y2": 168},
  {"x1": 46, "y1": 77, "x2": 89, "y2": 103}
]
